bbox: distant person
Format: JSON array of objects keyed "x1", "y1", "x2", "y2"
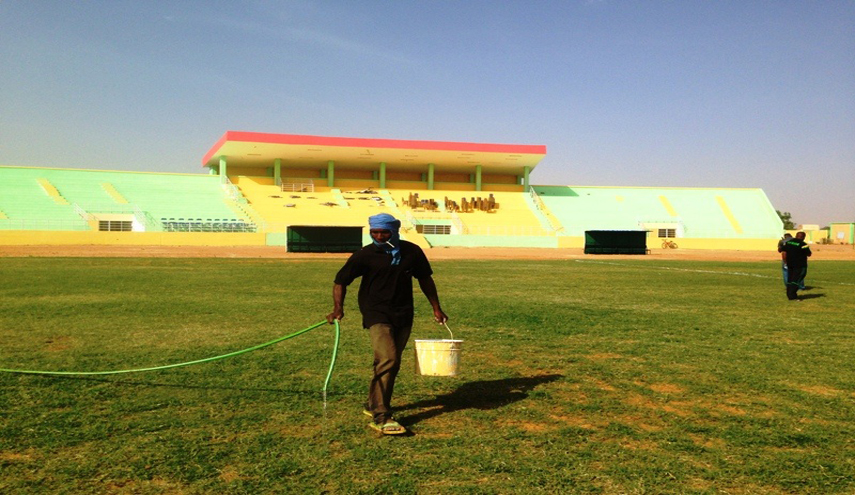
[
  {"x1": 781, "y1": 231, "x2": 812, "y2": 300},
  {"x1": 777, "y1": 233, "x2": 793, "y2": 286},
  {"x1": 327, "y1": 213, "x2": 448, "y2": 435}
]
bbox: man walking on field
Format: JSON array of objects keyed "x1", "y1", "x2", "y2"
[
  {"x1": 327, "y1": 213, "x2": 448, "y2": 435},
  {"x1": 781, "y1": 231, "x2": 811, "y2": 301},
  {"x1": 777, "y1": 233, "x2": 793, "y2": 287}
]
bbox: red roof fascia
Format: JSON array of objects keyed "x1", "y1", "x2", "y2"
[{"x1": 202, "y1": 131, "x2": 546, "y2": 166}]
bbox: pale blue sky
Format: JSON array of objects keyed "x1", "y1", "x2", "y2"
[{"x1": 1, "y1": 1, "x2": 852, "y2": 226}]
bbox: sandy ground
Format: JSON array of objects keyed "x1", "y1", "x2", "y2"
[{"x1": 1, "y1": 244, "x2": 853, "y2": 261}]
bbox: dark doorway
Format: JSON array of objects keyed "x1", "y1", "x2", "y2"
[
  {"x1": 286, "y1": 226, "x2": 363, "y2": 253},
  {"x1": 584, "y1": 230, "x2": 648, "y2": 254}
]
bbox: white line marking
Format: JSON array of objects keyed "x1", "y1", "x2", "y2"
[{"x1": 573, "y1": 260, "x2": 855, "y2": 286}]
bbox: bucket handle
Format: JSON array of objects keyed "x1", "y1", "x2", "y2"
[{"x1": 442, "y1": 322, "x2": 454, "y2": 340}]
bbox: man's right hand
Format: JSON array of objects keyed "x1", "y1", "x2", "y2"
[
  {"x1": 328, "y1": 284, "x2": 346, "y2": 324},
  {"x1": 326, "y1": 309, "x2": 344, "y2": 324}
]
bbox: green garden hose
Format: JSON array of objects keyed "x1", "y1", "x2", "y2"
[{"x1": 0, "y1": 320, "x2": 341, "y2": 394}]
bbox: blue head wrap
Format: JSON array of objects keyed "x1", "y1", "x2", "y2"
[{"x1": 368, "y1": 213, "x2": 401, "y2": 265}]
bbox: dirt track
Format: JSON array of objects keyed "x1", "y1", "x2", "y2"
[{"x1": 1, "y1": 244, "x2": 853, "y2": 261}]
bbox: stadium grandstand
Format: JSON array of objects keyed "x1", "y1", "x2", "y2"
[{"x1": 0, "y1": 131, "x2": 788, "y2": 251}]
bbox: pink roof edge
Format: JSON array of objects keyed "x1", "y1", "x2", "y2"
[{"x1": 202, "y1": 131, "x2": 546, "y2": 166}]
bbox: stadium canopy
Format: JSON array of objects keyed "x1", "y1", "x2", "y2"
[{"x1": 202, "y1": 131, "x2": 546, "y2": 176}]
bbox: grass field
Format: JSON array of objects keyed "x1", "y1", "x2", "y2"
[{"x1": 1, "y1": 257, "x2": 854, "y2": 494}]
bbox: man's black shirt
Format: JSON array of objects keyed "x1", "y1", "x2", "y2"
[
  {"x1": 334, "y1": 240, "x2": 433, "y2": 329},
  {"x1": 782, "y1": 238, "x2": 811, "y2": 267}
]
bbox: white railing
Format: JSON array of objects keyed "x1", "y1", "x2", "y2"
[
  {"x1": 133, "y1": 206, "x2": 159, "y2": 231},
  {"x1": 227, "y1": 200, "x2": 262, "y2": 227},
  {"x1": 398, "y1": 211, "x2": 416, "y2": 232},
  {"x1": 404, "y1": 210, "x2": 417, "y2": 227},
  {"x1": 70, "y1": 202, "x2": 159, "y2": 231},
  {"x1": 222, "y1": 176, "x2": 248, "y2": 204},
  {"x1": 528, "y1": 187, "x2": 564, "y2": 232},
  {"x1": 74, "y1": 202, "x2": 136, "y2": 214},
  {"x1": 410, "y1": 211, "x2": 455, "y2": 221},
  {"x1": 450, "y1": 212, "x2": 468, "y2": 234},
  {"x1": 280, "y1": 179, "x2": 315, "y2": 193},
  {"x1": 73, "y1": 203, "x2": 92, "y2": 221}
]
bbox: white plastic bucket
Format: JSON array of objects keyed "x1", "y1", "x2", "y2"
[{"x1": 414, "y1": 339, "x2": 463, "y2": 376}]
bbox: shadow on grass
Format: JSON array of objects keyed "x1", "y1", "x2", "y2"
[
  {"x1": 799, "y1": 293, "x2": 826, "y2": 300},
  {"x1": 396, "y1": 374, "x2": 563, "y2": 426}
]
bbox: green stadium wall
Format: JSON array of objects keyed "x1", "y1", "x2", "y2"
[{"x1": 1, "y1": 166, "x2": 790, "y2": 251}]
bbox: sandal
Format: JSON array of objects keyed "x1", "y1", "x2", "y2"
[{"x1": 368, "y1": 420, "x2": 407, "y2": 435}]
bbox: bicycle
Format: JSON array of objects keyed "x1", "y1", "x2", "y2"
[{"x1": 661, "y1": 239, "x2": 678, "y2": 249}]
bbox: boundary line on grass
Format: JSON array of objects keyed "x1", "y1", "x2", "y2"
[{"x1": 573, "y1": 260, "x2": 855, "y2": 286}]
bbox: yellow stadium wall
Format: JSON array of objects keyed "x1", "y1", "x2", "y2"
[
  {"x1": 558, "y1": 236, "x2": 782, "y2": 251},
  {"x1": 336, "y1": 179, "x2": 381, "y2": 190},
  {"x1": 230, "y1": 173, "x2": 520, "y2": 193},
  {"x1": 436, "y1": 182, "x2": 477, "y2": 191},
  {"x1": 557, "y1": 236, "x2": 585, "y2": 248},
  {"x1": 829, "y1": 223, "x2": 853, "y2": 244},
  {"x1": 282, "y1": 169, "x2": 323, "y2": 179},
  {"x1": 334, "y1": 169, "x2": 373, "y2": 179},
  {"x1": 435, "y1": 172, "x2": 470, "y2": 183},
  {"x1": 387, "y1": 171, "x2": 423, "y2": 181},
  {"x1": 232, "y1": 176, "x2": 276, "y2": 186},
  {"x1": 0, "y1": 231, "x2": 266, "y2": 246},
  {"x1": 481, "y1": 174, "x2": 518, "y2": 184},
  {"x1": 229, "y1": 167, "x2": 270, "y2": 177},
  {"x1": 0, "y1": 231, "x2": 781, "y2": 251},
  {"x1": 387, "y1": 180, "x2": 428, "y2": 189},
  {"x1": 484, "y1": 184, "x2": 525, "y2": 192}
]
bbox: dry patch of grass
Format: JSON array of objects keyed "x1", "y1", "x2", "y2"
[
  {"x1": 586, "y1": 352, "x2": 623, "y2": 360},
  {"x1": 44, "y1": 335, "x2": 75, "y2": 352},
  {"x1": 218, "y1": 465, "x2": 243, "y2": 483},
  {"x1": 645, "y1": 382, "x2": 686, "y2": 394},
  {"x1": 0, "y1": 451, "x2": 35, "y2": 462},
  {"x1": 789, "y1": 383, "x2": 846, "y2": 397},
  {"x1": 549, "y1": 414, "x2": 600, "y2": 430}
]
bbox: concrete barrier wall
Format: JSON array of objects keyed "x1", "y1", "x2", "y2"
[
  {"x1": 556, "y1": 236, "x2": 776, "y2": 251},
  {"x1": 0, "y1": 230, "x2": 779, "y2": 251},
  {"x1": 0, "y1": 231, "x2": 266, "y2": 246},
  {"x1": 557, "y1": 236, "x2": 585, "y2": 248},
  {"x1": 663, "y1": 237, "x2": 778, "y2": 251}
]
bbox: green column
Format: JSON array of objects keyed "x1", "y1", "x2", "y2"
[
  {"x1": 475, "y1": 164, "x2": 482, "y2": 191},
  {"x1": 427, "y1": 163, "x2": 435, "y2": 190},
  {"x1": 219, "y1": 156, "x2": 227, "y2": 182},
  {"x1": 327, "y1": 161, "x2": 335, "y2": 188},
  {"x1": 523, "y1": 166, "x2": 531, "y2": 190},
  {"x1": 274, "y1": 158, "x2": 281, "y2": 185},
  {"x1": 379, "y1": 162, "x2": 387, "y2": 188}
]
